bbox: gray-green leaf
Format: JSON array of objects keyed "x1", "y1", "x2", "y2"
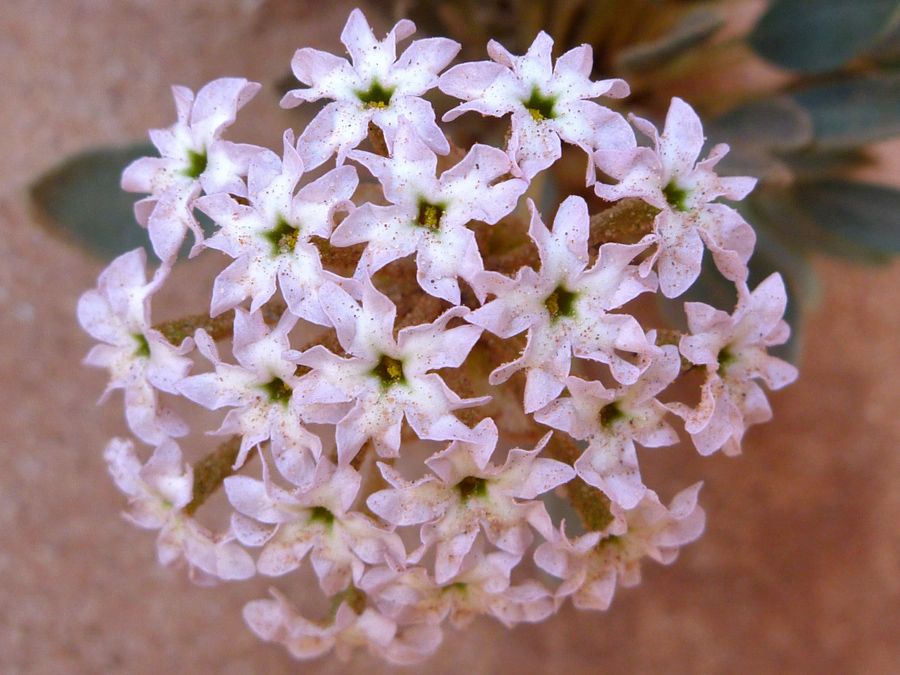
[
  {"x1": 793, "y1": 179, "x2": 900, "y2": 257},
  {"x1": 749, "y1": 0, "x2": 900, "y2": 73},
  {"x1": 793, "y1": 73, "x2": 900, "y2": 150},
  {"x1": 30, "y1": 143, "x2": 155, "y2": 260}
]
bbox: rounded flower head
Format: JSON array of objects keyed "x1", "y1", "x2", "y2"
[{"x1": 83, "y1": 10, "x2": 793, "y2": 663}]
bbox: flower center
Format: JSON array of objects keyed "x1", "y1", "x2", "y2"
[
  {"x1": 598, "y1": 401, "x2": 625, "y2": 428},
  {"x1": 597, "y1": 534, "x2": 622, "y2": 551},
  {"x1": 357, "y1": 80, "x2": 394, "y2": 108},
  {"x1": 522, "y1": 87, "x2": 557, "y2": 121},
  {"x1": 456, "y1": 475, "x2": 488, "y2": 502},
  {"x1": 544, "y1": 285, "x2": 578, "y2": 322},
  {"x1": 416, "y1": 200, "x2": 444, "y2": 231},
  {"x1": 264, "y1": 216, "x2": 301, "y2": 256},
  {"x1": 133, "y1": 333, "x2": 151, "y2": 359},
  {"x1": 261, "y1": 376, "x2": 292, "y2": 405},
  {"x1": 718, "y1": 345, "x2": 738, "y2": 370},
  {"x1": 371, "y1": 354, "x2": 406, "y2": 389},
  {"x1": 183, "y1": 149, "x2": 207, "y2": 179},
  {"x1": 663, "y1": 179, "x2": 690, "y2": 212},
  {"x1": 308, "y1": 505, "x2": 335, "y2": 528}
]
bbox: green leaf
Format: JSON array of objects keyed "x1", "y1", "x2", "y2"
[
  {"x1": 708, "y1": 96, "x2": 813, "y2": 151},
  {"x1": 743, "y1": 186, "x2": 888, "y2": 263},
  {"x1": 793, "y1": 179, "x2": 900, "y2": 256},
  {"x1": 30, "y1": 143, "x2": 155, "y2": 260},
  {"x1": 749, "y1": 0, "x2": 900, "y2": 73},
  {"x1": 793, "y1": 74, "x2": 900, "y2": 150},
  {"x1": 615, "y1": 9, "x2": 725, "y2": 73},
  {"x1": 706, "y1": 97, "x2": 813, "y2": 181}
]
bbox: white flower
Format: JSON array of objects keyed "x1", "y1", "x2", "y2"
[
  {"x1": 78, "y1": 249, "x2": 193, "y2": 444},
  {"x1": 197, "y1": 130, "x2": 358, "y2": 324},
  {"x1": 122, "y1": 78, "x2": 262, "y2": 261},
  {"x1": 534, "y1": 484, "x2": 705, "y2": 609},
  {"x1": 367, "y1": 418, "x2": 574, "y2": 582},
  {"x1": 468, "y1": 196, "x2": 658, "y2": 413},
  {"x1": 282, "y1": 8, "x2": 459, "y2": 169},
  {"x1": 104, "y1": 438, "x2": 255, "y2": 583},
  {"x1": 362, "y1": 540, "x2": 553, "y2": 629},
  {"x1": 290, "y1": 276, "x2": 488, "y2": 464},
  {"x1": 593, "y1": 97, "x2": 757, "y2": 297},
  {"x1": 535, "y1": 342, "x2": 681, "y2": 509},
  {"x1": 440, "y1": 31, "x2": 633, "y2": 179},
  {"x1": 671, "y1": 273, "x2": 799, "y2": 456},
  {"x1": 332, "y1": 118, "x2": 527, "y2": 304},
  {"x1": 244, "y1": 590, "x2": 397, "y2": 661},
  {"x1": 177, "y1": 308, "x2": 321, "y2": 471},
  {"x1": 226, "y1": 457, "x2": 405, "y2": 595}
]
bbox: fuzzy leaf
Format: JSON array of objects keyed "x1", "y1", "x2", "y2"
[
  {"x1": 708, "y1": 97, "x2": 813, "y2": 151},
  {"x1": 30, "y1": 143, "x2": 155, "y2": 260},
  {"x1": 793, "y1": 74, "x2": 900, "y2": 150},
  {"x1": 749, "y1": 0, "x2": 900, "y2": 73},
  {"x1": 793, "y1": 179, "x2": 900, "y2": 256}
]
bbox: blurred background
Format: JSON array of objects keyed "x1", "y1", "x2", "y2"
[{"x1": 2, "y1": 0, "x2": 900, "y2": 672}]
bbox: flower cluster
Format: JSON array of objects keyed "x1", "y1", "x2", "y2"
[{"x1": 79, "y1": 8, "x2": 797, "y2": 664}]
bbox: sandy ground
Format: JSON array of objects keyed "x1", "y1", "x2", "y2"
[{"x1": 2, "y1": 1, "x2": 900, "y2": 673}]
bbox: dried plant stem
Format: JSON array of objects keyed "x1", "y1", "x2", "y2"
[
  {"x1": 545, "y1": 432, "x2": 615, "y2": 532},
  {"x1": 588, "y1": 197, "x2": 659, "y2": 250},
  {"x1": 184, "y1": 436, "x2": 245, "y2": 516}
]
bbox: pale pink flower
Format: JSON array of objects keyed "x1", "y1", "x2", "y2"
[
  {"x1": 244, "y1": 590, "x2": 401, "y2": 662},
  {"x1": 104, "y1": 438, "x2": 255, "y2": 583},
  {"x1": 177, "y1": 308, "x2": 321, "y2": 471},
  {"x1": 78, "y1": 249, "x2": 192, "y2": 445},
  {"x1": 227, "y1": 456, "x2": 405, "y2": 595},
  {"x1": 282, "y1": 8, "x2": 459, "y2": 169},
  {"x1": 122, "y1": 78, "x2": 262, "y2": 261},
  {"x1": 534, "y1": 483, "x2": 705, "y2": 609},
  {"x1": 246, "y1": 582, "x2": 444, "y2": 663},
  {"x1": 362, "y1": 540, "x2": 553, "y2": 629},
  {"x1": 440, "y1": 31, "x2": 633, "y2": 178},
  {"x1": 671, "y1": 273, "x2": 798, "y2": 456},
  {"x1": 468, "y1": 196, "x2": 657, "y2": 412},
  {"x1": 332, "y1": 118, "x2": 527, "y2": 304},
  {"x1": 593, "y1": 97, "x2": 757, "y2": 297},
  {"x1": 197, "y1": 130, "x2": 358, "y2": 324},
  {"x1": 535, "y1": 342, "x2": 681, "y2": 509},
  {"x1": 367, "y1": 419, "x2": 574, "y2": 583},
  {"x1": 290, "y1": 277, "x2": 488, "y2": 464}
]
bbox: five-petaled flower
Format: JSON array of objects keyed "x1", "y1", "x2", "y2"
[{"x1": 282, "y1": 8, "x2": 460, "y2": 169}]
